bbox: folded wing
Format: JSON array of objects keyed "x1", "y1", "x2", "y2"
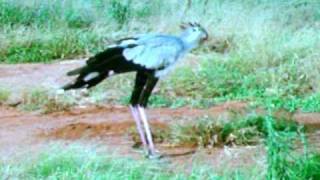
[{"x1": 122, "y1": 36, "x2": 185, "y2": 71}]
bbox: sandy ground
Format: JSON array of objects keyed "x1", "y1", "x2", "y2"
[{"x1": 0, "y1": 60, "x2": 319, "y2": 171}]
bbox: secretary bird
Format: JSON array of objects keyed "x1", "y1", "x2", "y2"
[{"x1": 62, "y1": 22, "x2": 208, "y2": 158}]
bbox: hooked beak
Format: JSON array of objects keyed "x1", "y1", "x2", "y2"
[{"x1": 201, "y1": 31, "x2": 209, "y2": 43}]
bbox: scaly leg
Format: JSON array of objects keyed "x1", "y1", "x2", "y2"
[
  {"x1": 130, "y1": 105, "x2": 148, "y2": 151},
  {"x1": 137, "y1": 105, "x2": 156, "y2": 156}
]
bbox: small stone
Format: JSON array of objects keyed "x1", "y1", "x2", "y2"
[{"x1": 6, "y1": 96, "x2": 22, "y2": 107}]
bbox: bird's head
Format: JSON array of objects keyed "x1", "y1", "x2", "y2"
[{"x1": 180, "y1": 22, "x2": 209, "y2": 47}]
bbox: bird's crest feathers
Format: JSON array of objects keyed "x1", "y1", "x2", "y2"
[{"x1": 180, "y1": 22, "x2": 202, "y2": 29}]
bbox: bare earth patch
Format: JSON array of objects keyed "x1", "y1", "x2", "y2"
[{"x1": 0, "y1": 60, "x2": 85, "y2": 93}]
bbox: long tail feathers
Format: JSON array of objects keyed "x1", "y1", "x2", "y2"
[
  {"x1": 62, "y1": 57, "x2": 110, "y2": 90},
  {"x1": 62, "y1": 71, "x2": 107, "y2": 90},
  {"x1": 62, "y1": 47, "x2": 127, "y2": 91},
  {"x1": 66, "y1": 67, "x2": 84, "y2": 76},
  {"x1": 62, "y1": 80, "x2": 86, "y2": 90}
]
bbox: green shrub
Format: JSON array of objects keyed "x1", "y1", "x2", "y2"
[{"x1": 108, "y1": 0, "x2": 132, "y2": 26}]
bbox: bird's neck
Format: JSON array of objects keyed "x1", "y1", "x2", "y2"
[{"x1": 179, "y1": 35, "x2": 200, "y2": 52}]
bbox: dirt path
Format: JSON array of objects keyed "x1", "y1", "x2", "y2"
[{"x1": 0, "y1": 60, "x2": 85, "y2": 93}]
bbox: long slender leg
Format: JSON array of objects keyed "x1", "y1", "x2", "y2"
[
  {"x1": 138, "y1": 106, "x2": 157, "y2": 156},
  {"x1": 130, "y1": 105, "x2": 147, "y2": 150},
  {"x1": 129, "y1": 71, "x2": 149, "y2": 152},
  {"x1": 130, "y1": 72, "x2": 160, "y2": 158},
  {"x1": 138, "y1": 76, "x2": 159, "y2": 157}
]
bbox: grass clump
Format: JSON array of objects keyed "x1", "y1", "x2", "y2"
[
  {"x1": 287, "y1": 154, "x2": 320, "y2": 179},
  {"x1": 167, "y1": 114, "x2": 299, "y2": 147},
  {"x1": 19, "y1": 89, "x2": 75, "y2": 113},
  {"x1": 0, "y1": 88, "x2": 10, "y2": 104}
]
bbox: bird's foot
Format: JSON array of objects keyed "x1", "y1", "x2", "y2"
[
  {"x1": 146, "y1": 150, "x2": 163, "y2": 160},
  {"x1": 146, "y1": 151, "x2": 171, "y2": 164}
]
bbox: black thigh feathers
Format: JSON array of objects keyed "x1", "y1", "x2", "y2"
[{"x1": 130, "y1": 71, "x2": 158, "y2": 107}]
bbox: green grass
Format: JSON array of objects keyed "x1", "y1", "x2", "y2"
[
  {"x1": 0, "y1": 144, "x2": 228, "y2": 179},
  {"x1": 0, "y1": 0, "x2": 165, "y2": 63},
  {"x1": 0, "y1": 143, "x2": 260, "y2": 179},
  {"x1": 0, "y1": 27, "x2": 104, "y2": 63},
  {"x1": 264, "y1": 113, "x2": 320, "y2": 179},
  {"x1": 287, "y1": 154, "x2": 320, "y2": 179}
]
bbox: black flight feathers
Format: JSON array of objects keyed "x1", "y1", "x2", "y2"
[
  {"x1": 62, "y1": 41, "x2": 150, "y2": 90},
  {"x1": 66, "y1": 47, "x2": 124, "y2": 76},
  {"x1": 66, "y1": 37, "x2": 139, "y2": 77}
]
